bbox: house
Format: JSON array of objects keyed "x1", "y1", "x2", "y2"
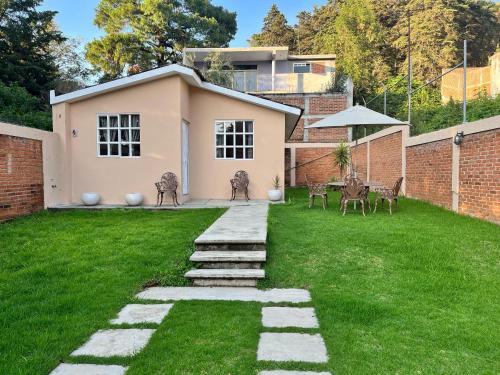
[
  {"x1": 183, "y1": 46, "x2": 336, "y2": 94},
  {"x1": 50, "y1": 64, "x2": 301, "y2": 205},
  {"x1": 184, "y1": 47, "x2": 353, "y2": 186}
]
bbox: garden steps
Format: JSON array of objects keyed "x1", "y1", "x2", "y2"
[
  {"x1": 185, "y1": 268, "x2": 265, "y2": 287},
  {"x1": 185, "y1": 204, "x2": 269, "y2": 286}
]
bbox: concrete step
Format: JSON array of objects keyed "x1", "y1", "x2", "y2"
[
  {"x1": 195, "y1": 243, "x2": 266, "y2": 251},
  {"x1": 190, "y1": 251, "x2": 266, "y2": 263},
  {"x1": 185, "y1": 268, "x2": 265, "y2": 287}
]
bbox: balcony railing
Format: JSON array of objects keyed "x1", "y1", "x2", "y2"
[{"x1": 228, "y1": 71, "x2": 334, "y2": 94}]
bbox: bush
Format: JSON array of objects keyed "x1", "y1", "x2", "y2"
[{"x1": 0, "y1": 83, "x2": 52, "y2": 130}]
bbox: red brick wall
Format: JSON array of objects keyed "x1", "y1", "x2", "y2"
[
  {"x1": 351, "y1": 143, "x2": 367, "y2": 181},
  {"x1": 369, "y1": 131, "x2": 403, "y2": 188},
  {"x1": 295, "y1": 147, "x2": 340, "y2": 185},
  {"x1": 406, "y1": 140, "x2": 453, "y2": 209},
  {"x1": 0, "y1": 134, "x2": 44, "y2": 222},
  {"x1": 459, "y1": 129, "x2": 499, "y2": 222}
]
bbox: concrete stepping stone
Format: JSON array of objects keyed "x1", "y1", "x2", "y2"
[
  {"x1": 50, "y1": 363, "x2": 127, "y2": 375},
  {"x1": 257, "y1": 333, "x2": 328, "y2": 363},
  {"x1": 110, "y1": 304, "x2": 173, "y2": 325},
  {"x1": 137, "y1": 287, "x2": 311, "y2": 303},
  {"x1": 259, "y1": 372, "x2": 331, "y2": 375},
  {"x1": 262, "y1": 307, "x2": 319, "y2": 328},
  {"x1": 71, "y1": 329, "x2": 155, "y2": 357}
]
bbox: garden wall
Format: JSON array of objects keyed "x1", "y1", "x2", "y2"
[
  {"x1": 0, "y1": 122, "x2": 61, "y2": 222},
  {"x1": 353, "y1": 116, "x2": 499, "y2": 223}
]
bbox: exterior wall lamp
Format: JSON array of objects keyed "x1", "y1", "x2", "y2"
[{"x1": 453, "y1": 131, "x2": 464, "y2": 145}]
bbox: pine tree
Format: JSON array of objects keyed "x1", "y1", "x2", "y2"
[
  {"x1": 0, "y1": 0, "x2": 64, "y2": 99},
  {"x1": 249, "y1": 4, "x2": 296, "y2": 50}
]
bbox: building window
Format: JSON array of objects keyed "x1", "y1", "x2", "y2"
[
  {"x1": 215, "y1": 120, "x2": 254, "y2": 160},
  {"x1": 293, "y1": 62, "x2": 311, "y2": 73},
  {"x1": 98, "y1": 114, "x2": 140, "y2": 157}
]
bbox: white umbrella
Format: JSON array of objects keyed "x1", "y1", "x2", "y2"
[{"x1": 305, "y1": 104, "x2": 409, "y2": 175}]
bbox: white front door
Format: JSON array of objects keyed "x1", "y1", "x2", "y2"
[{"x1": 181, "y1": 121, "x2": 189, "y2": 195}]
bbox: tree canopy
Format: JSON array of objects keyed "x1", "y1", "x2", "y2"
[
  {"x1": 0, "y1": 0, "x2": 64, "y2": 99},
  {"x1": 86, "y1": 0, "x2": 237, "y2": 79}
]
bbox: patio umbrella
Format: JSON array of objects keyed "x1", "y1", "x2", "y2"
[{"x1": 305, "y1": 104, "x2": 408, "y2": 175}]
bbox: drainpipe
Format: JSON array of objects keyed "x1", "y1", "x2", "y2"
[{"x1": 271, "y1": 53, "x2": 276, "y2": 92}]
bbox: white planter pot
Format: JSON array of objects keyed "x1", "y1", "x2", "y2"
[
  {"x1": 125, "y1": 193, "x2": 144, "y2": 206},
  {"x1": 267, "y1": 189, "x2": 282, "y2": 202},
  {"x1": 81, "y1": 192, "x2": 101, "y2": 206}
]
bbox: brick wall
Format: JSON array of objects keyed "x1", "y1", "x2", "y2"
[
  {"x1": 406, "y1": 140, "x2": 453, "y2": 209},
  {"x1": 458, "y1": 129, "x2": 499, "y2": 222},
  {"x1": 351, "y1": 143, "x2": 367, "y2": 181},
  {"x1": 262, "y1": 93, "x2": 348, "y2": 143},
  {"x1": 295, "y1": 147, "x2": 340, "y2": 185},
  {"x1": 369, "y1": 131, "x2": 402, "y2": 189},
  {"x1": 0, "y1": 134, "x2": 44, "y2": 222}
]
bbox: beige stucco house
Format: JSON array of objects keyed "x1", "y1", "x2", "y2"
[{"x1": 50, "y1": 64, "x2": 302, "y2": 205}]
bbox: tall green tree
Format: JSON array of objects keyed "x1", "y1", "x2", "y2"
[
  {"x1": 86, "y1": 0, "x2": 237, "y2": 80},
  {"x1": 249, "y1": 4, "x2": 296, "y2": 50},
  {"x1": 0, "y1": 0, "x2": 64, "y2": 99},
  {"x1": 202, "y1": 51, "x2": 233, "y2": 88},
  {"x1": 316, "y1": 0, "x2": 390, "y2": 96}
]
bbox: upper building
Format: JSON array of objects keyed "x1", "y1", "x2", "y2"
[{"x1": 183, "y1": 47, "x2": 336, "y2": 94}]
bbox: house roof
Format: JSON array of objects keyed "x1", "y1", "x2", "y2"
[{"x1": 50, "y1": 64, "x2": 302, "y2": 139}]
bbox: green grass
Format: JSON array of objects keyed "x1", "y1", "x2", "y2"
[{"x1": 1, "y1": 191, "x2": 499, "y2": 374}]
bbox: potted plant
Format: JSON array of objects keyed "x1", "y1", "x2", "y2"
[
  {"x1": 268, "y1": 175, "x2": 282, "y2": 201},
  {"x1": 334, "y1": 141, "x2": 350, "y2": 179}
]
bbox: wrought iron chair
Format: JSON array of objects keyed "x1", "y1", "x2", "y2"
[
  {"x1": 373, "y1": 177, "x2": 403, "y2": 215},
  {"x1": 341, "y1": 175, "x2": 366, "y2": 216},
  {"x1": 155, "y1": 172, "x2": 180, "y2": 207},
  {"x1": 305, "y1": 174, "x2": 328, "y2": 210},
  {"x1": 230, "y1": 170, "x2": 250, "y2": 201}
]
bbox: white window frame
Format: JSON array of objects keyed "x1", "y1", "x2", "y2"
[
  {"x1": 293, "y1": 62, "x2": 311, "y2": 74},
  {"x1": 96, "y1": 113, "x2": 141, "y2": 158},
  {"x1": 214, "y1": 120, "x2": 254, "y2": 160}
]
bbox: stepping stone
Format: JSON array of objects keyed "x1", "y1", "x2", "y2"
[
  {"x1": 257, "y1": 333, "x2": 328, "y2": 363},
  {"x1": 259, "y1": 372, "x2": 331, "y2": 375},
  {"x1": 262, "y1": 307, "x2": 319, "y2": 328},
  {"x1": 50, "y1": 363, "x2": 127, "y2": 375},
  {"x1": 110, "y1": 304, "x2": 173, "y2": 325},
  {"x1": 71, "y1": 329, "x2": 155, "y2": 357},
  {"x1": 137, "y1": 287, "x2": 311, "y2": 303}
]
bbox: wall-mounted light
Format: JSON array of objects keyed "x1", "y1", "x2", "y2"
[
  {"x1": 72, "y1": 129, "x2": 78, "y2": 137},
  {"x1": 453, "y1": 131, "x2": 464, "y2": 145}
]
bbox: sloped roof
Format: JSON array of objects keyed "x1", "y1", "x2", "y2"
[{"x1": 50, "y1": 64, "x2": 302, "y2": 138}]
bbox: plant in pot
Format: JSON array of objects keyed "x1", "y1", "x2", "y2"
[
  {"x1": 334, "y1": 141, "x2": 350, "y2": 179},
  {"x1": 268, "y1": 175, "x2": 282, "y2": 201}
]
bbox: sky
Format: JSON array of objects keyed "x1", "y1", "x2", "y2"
[{"x1": 40, "y1": 0, "x2": 324, "y2": 47}]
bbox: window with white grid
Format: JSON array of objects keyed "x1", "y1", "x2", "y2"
[
  {"x1": 215, "y1": 120, "x2": 254, "y2": 160},
  {"x1": 97, "y1": 114, "x2": 141, "y2": 157}
]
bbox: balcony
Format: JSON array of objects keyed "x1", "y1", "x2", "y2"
[{"x1": 228, "y1": 71, "x2": 335, "y2": 94}]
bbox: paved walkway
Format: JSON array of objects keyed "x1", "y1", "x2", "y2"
[{"x1": 195, "y1": 204, "x2": 268, "y2": 244}]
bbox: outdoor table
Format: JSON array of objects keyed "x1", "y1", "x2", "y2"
[{"x1": 327, "y1": 181, "x2": 384, "y2": 189}]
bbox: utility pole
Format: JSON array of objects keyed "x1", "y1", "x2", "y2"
[
  {"x1": 463, "y1": 40, "x2": 467, "y2": 123},
  {"x1": 407, "y1": 13, "x2": 412, "y2": 124}
]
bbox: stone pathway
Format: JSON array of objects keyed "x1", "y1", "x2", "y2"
[
  {"x1": 257, "y1": 306, "x2": 331, "y2": 374},
  {"x1": 49, "y1": 204, "x2": 331, "y2": 374}
]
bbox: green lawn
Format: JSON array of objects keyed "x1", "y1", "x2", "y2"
[{"x1": 1, "y1": 190, "x2": 499, "y2": 374}]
